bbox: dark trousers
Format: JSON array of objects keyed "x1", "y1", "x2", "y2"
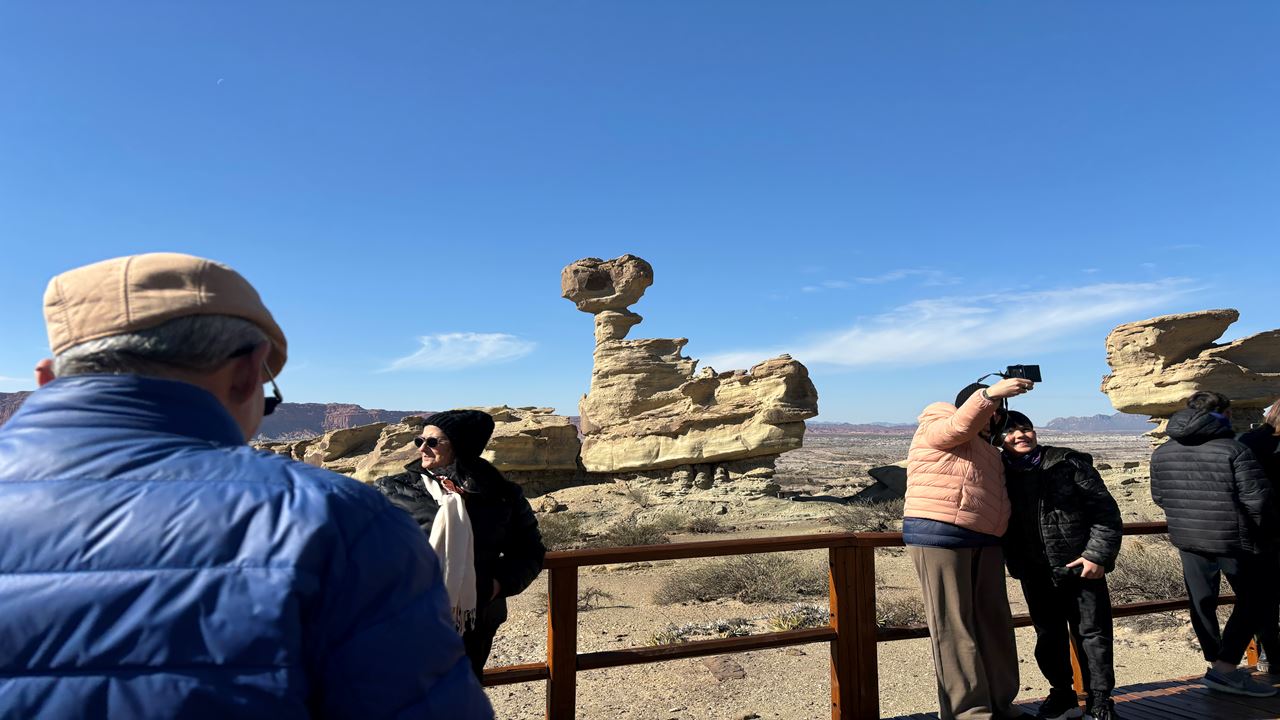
[
  {"x1": 462, "y1": 623, "x2": 498, "y2": 679},
  {"x1": 1180, "y1": 549, "x2": 1273, "y2": 665},
  {"x1": 1256, "y1": 551, "x2": 1280, "y2": 662},
  {"x1": 1020, "y1": 570, "x2": 1115, "y2": 697}
]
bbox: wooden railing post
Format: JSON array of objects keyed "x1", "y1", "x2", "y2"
[
  {"x1": 830, "y1": 544, "x2": 879, "y2": 720},
  {"x1": 1069, "y1": 639, "x2": 1084, "y2": 695},
  {"x1": 546, "y1": 566, "x2": 578, "y2": 720}
]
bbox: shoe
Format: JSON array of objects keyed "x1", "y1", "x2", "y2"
[
  {"x1": 1036, "y1": 689, "x2": 1083, "y2": 720},
  {"x1": 1202, "y1": 667, "x2": 1279, "y2": 697},
  {"x1": 1085, "y1": 695, "x2": 1118, "y2": 720}
]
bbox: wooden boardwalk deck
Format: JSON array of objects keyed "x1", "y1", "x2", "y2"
[{"x1": 886, "y1": 670, "x2": 1280, "y2": 720}]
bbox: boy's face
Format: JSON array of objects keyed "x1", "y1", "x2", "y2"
[{"x1": 1002, "y1": 425, "x2": 1038, "y2": 455}]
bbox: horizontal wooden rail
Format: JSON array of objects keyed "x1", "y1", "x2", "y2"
[
  {"x1": 578, "y1": 626, "x2": 838, "y2": 671},
  {"x1": 484, "y1": 521, "x2": 1198, "y2": 720}
]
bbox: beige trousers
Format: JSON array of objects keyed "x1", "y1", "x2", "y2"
[{"x1": 908, "y1": 544, "x2": 1021, "y2": 720}]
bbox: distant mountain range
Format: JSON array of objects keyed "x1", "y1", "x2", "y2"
[
  {"x1": 0, "y1": 391, "x2": 1152, "y2": 437},
  {"x1": 0, "y1": 391, "x2": 431, "y2": 440}
]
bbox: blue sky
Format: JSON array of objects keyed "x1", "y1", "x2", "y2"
[{"x1": 1, "y1": 3, "x2": 1276, "y2": 423}]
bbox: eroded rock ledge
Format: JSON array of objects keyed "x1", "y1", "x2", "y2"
[
  {"x1": 562, "y1": 254, "x2": 819, "y2": 479},
  {"x1": 1101, "y1": 308, "x2": 1280, "y2": 437}
]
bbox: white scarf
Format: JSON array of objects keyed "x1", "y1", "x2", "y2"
[{"x1": 422, "y1": 468, "x2": 477, "y2": 632}]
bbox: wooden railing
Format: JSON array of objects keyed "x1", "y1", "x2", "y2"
[{"x1": 482, "y1": 521, "x2": 1240, "y2": 719}]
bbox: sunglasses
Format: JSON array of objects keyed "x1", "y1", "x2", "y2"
[
  {"x1": 229, "y1": 344, "x2": 283, "y2": 416},
  {"x1": 413, "y1": 436, "x2": 449, "y2": 449}
]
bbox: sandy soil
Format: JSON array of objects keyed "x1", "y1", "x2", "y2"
[{"x1": 483, "y1": 433, "x2": 1214, "y2": 719}]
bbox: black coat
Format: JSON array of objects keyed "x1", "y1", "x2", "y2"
[
  {"x1": 1239, "y1": 423, "x2": 1280, "y2": 484},
  {"x1": 1002, "y1": 445, "x2": 1123, "y2": 581},
  {"x1": 373, "y1": 458, "x2": 546, "y2": 632},
  {"x1": 1151, "y1": 408, "x2": 1275, "y2": 556}
]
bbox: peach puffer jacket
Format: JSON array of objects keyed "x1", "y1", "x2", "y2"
[{"x1": 904, "y1": 390, "x2": 1011, "y2": 537}]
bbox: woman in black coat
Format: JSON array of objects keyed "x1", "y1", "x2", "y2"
[{"x1": 373, "y1": 409, "x2": 546, "y2": 679}]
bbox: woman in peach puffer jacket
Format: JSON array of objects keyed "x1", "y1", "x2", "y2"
[{"x1": 904, "y1": 377, "x2": 1034, "y2": 720}]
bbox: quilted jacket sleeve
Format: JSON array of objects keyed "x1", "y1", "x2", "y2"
[
  {"x1": 316, "y1": 503, "x2": 493, "y2": 719},
  {"x1": 918, "y1": 392, "x2": 999, "y2": 451},
  {"x1": 494, "y1": 486, "x2": 546, "y2": 598},
  {"x1": 1071, "y1": 457, "x2": 1123, "y2": 570},
  {"x1": 1232, "y1": 447, "x2": 1276, "y2": 540}
]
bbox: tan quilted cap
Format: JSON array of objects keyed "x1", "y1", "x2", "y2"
[{"x1": 43, "y1": 253, "x2": 288, "y2": 376}]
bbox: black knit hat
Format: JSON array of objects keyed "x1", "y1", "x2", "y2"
[
  {"x1": 424, "y1": 409, "x2": 495, "y2": 459},
  {"x1": 1005, "y1": 410, "x2": 1033, "y2": 430},
  {"x1": 955, "y1": 383, "x2": 989, "y2": 408}
]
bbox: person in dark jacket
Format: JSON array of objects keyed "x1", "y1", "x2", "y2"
[
  {"x1": 1239, "y1": 403, "x2": 1280, "y2": 672},
  {"x1": 1151, "y1": 391, "x2": 1278, "y2": 698},
  {"x1": 374, "y1": 409, "x2": 546, "y2": 679},
  {"x1": 1001, "y1": 411, "x2": 1122, "y2": 720},
  {"x1": 0, "y1": 253, "x2": 491, "y2": 719}
]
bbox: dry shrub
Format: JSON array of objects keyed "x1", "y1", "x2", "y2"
[
  {"x1": 649, "y1": 511, "x2": 688, "y2": 534},
  {"x1": 537, "y1": 512, "x2": 585, "y2": 551},
  {"x1": 1109, "y1": 538, "x2": 1185, "y2": 602},
  {"x1": 686, "y1": 515, "x2": 725, "y2": 534},
  {"x1": 876, "y1": 592, "x2": 926, "y2": 628},
  {"x1": 576, "y1": 587, "x2": 616, "y2": 612},
  {"x1": 618, "y1": 481, "x2": 651, "y2": 508},
  {"x1": 829, "y1": 498, "x2": 905, "y2": 533},
  {"x1": 1108, "y1": 537, "x2": 1186, "y2": 629},
  {"x1": 594, "y1": 517, "x2": 670, "y2": 548},
  {"x1": 653, "y1": 553, "x2": 826, "y2": 605}
]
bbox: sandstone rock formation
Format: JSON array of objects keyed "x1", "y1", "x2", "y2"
[
  {"x1": 0, "y1": 391, "x2": 30, "y2": 427},
  {"x1": 561, "y1": 255, "x2": 819, "y2": 480},
  {"x1": 257, "y1": 405, "x2": 581, "y2": 486},
  {"x1": 1101, "y1": 309, "x2": 1280, "y2": 435}
]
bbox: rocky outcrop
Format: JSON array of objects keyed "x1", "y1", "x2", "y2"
[
  {"x1": 562, "y1": 255, "x2": 819, "y2": 482},
  {"x1": 0, "y1": 392, "x2": 30, "y2": 427},
  {"x1": 256, "y1": 402, "x2": 433, "y2": 441},
  {"x1": 1101, "y1": 309, "x2": 1280, "y2": 435},
  {"x1": 258, "y1": 406, "x2": 582, "y2": 485}
]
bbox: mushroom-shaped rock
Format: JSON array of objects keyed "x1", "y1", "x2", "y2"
[{"x1": 561, "y1": 255, "x2": 654, "y2": 313}]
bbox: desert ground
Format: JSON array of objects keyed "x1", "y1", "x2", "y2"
[{"x1": 484, "y1": 432, "x2": 1212, "y2": 719}]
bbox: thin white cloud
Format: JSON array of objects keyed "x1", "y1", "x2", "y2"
[
  {"x1": 853, "y1": 268, "x2": 957, "y2": 286},
  {"x1": 0, "y1": 375, "x2": 32, "y2": 392},
  {"x1": 382, "y1": 333, "x2": 535, "y2": 372},
  {"x1": 803, "y1": 269, "x2": 956, "y2": 294},
  {"x1": 702, "y1": 279, "x2": 1193, "y2": 371}
]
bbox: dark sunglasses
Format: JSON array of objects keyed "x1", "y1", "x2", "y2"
[
  {"x1": 229, "y1": 344, "x2": 284, "y2": 416},
  {"x1": 413, "y1": 436, "x2": 449, "y2": 449}
]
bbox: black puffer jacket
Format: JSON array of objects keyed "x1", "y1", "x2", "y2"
[
  {"x1": 1151, "y1": 408, "x2": 1275, "y2": 555},
  {"x1": 373, "y1": 458, "x2": 546, "y2": 630},
  {"x1": 1240, "y1": 423, "x2": 1280, "y2": 484},
  {"x1": 1002, "y1": 445, "x2": 1123, "y2": 581}
]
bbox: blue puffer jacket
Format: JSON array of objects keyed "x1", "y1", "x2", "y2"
[{"x1": 0, "y1": 375, "x2": 493, "y2": 720}]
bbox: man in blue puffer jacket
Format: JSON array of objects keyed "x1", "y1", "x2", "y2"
[{"x1": 0, "y1": 253, "x2": 493, "y2": 719}]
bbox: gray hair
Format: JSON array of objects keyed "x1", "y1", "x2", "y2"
[{"x1": 53, "y1": 315, "x2": 268, "y2": 378}]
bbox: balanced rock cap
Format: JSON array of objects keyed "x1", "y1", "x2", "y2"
[{"x1": 43, "y1": 253, "x2": 288, "y2": 376}]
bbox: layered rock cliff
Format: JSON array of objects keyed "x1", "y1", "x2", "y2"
[
  {"x1": 1101, "y1": 309, "x2": 1280, "y2": 436},
  {"x1": 562, "y1": 254, "x2": 819, "y2": 479}
]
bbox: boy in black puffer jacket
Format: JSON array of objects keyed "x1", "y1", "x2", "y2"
[
  {"x1": 1002, "y1": 411, "x2": 1123, "y2": 720},
  {"x1": 1151, "y1": 391, "x2": 1278, "y2": 698}
]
